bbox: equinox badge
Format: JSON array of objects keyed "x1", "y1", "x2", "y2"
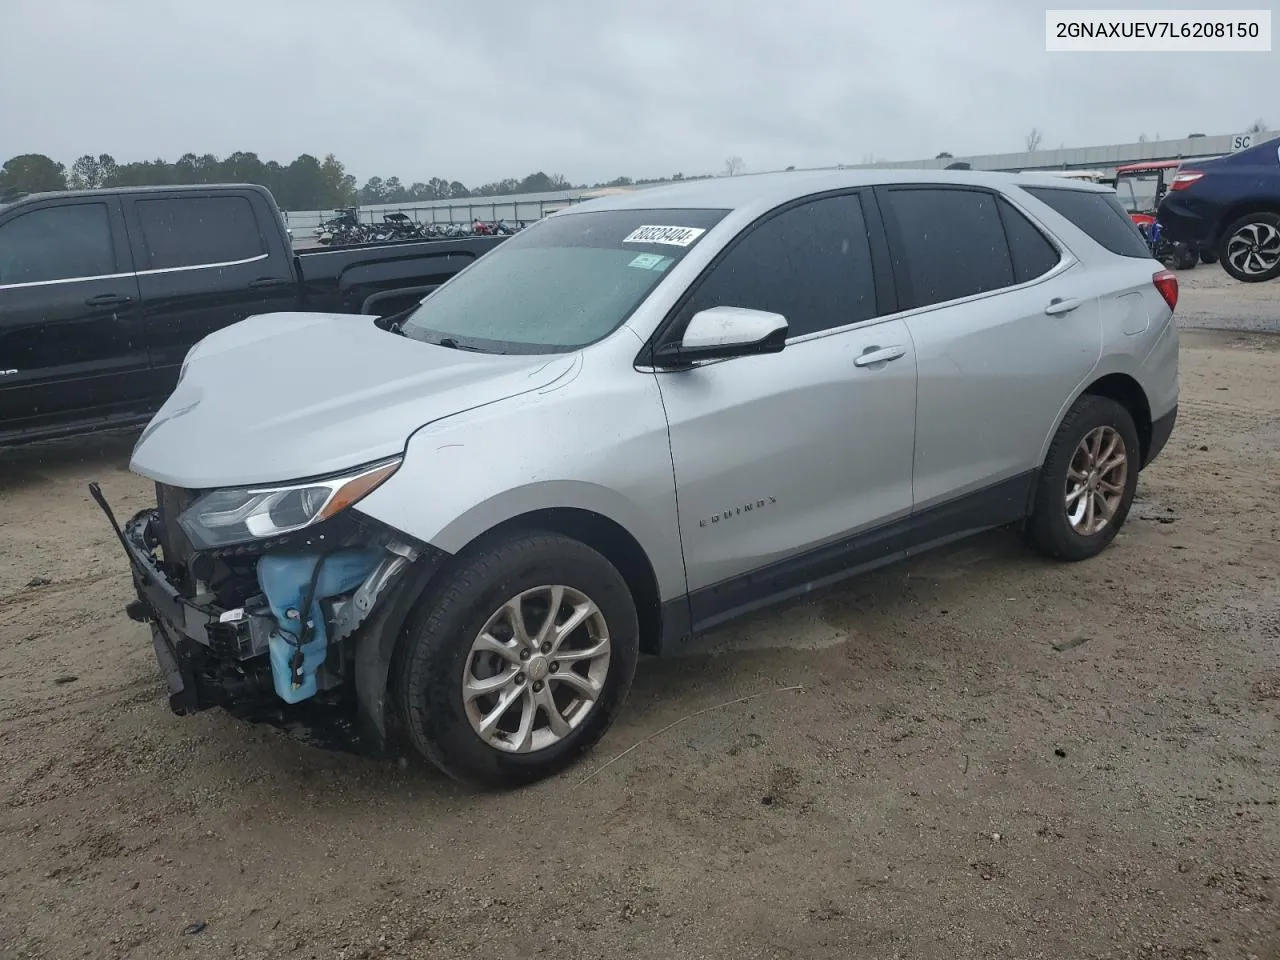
[{"x1": 699, "y1": 497, "x2": 777, "y2": 528}]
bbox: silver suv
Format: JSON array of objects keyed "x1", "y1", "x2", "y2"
[{"x1": 101, "y1": 169, "x2": 1180, "y2": 787}]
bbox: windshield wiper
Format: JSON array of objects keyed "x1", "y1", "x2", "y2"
[{"x1": 435, "y1": 336, "x2": 485, "y2": 352}]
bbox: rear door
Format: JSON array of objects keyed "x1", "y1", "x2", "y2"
[
  {"x1": 0, "y1": 196, "x2": 148, "y2": 433},
  {"x1": 123, "y1": 190, "x2": 296, "y2": 390},
  {"x1": 875, "y1": 184, "x2": 1102, "y2": 535},
  {"x1": 654, "y1": 191, "x2": 918, "y2": 629}
]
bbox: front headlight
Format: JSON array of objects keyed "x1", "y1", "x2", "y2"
[{"x1": 177, "y1": 458, "x2": 401, "y2": 550}]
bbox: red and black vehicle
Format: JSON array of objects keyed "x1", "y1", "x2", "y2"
[{"x1": 1114, "y1": 158, "x2": 1220, "y2": 268}]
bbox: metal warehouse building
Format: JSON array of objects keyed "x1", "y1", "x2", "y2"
[
  {"x1": 848, "y1": 130, "x2": 1279, "y2": 177},
  {"x1": 291, "y1": 129, "x2": 1278, "y2": 231}
]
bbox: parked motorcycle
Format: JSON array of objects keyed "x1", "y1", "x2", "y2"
[{"x1": 1138, "y1": 220, "x2": 1198, "y2": 270}]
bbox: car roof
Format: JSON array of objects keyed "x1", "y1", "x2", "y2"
[
  {"x1": 10, "y1": 183, "x2": 267, "y2": 204},
  {"x1": 563, "y1": 168, "x2": 1108, "y2": 216}
]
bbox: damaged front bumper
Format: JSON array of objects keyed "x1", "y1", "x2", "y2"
[{"x1": 90, "y1": 483, "x2": 440, "y2": 753}]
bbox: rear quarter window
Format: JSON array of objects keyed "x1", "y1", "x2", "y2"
[
  {"x1": 1021, "y1": 186, "x2": 1151, "y2": 259},
  {"x1": 997, "y1": 198, "x2": 1061, "y2": 282}
]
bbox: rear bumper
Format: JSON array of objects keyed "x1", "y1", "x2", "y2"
[
  {"x1": 1157, "y1": 196, "x2": 1217, "y2": 247},
  {"x1": 1144, "y1": 404, "x2": 1177, "y2": 468}
]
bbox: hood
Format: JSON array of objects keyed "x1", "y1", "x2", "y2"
[{"x1": 130, "y1": 312, "x2": 577, "y2": 488}]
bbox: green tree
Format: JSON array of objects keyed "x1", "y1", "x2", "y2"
[
  {"x1": 383, "y1": 176, "x2": 409, "y2": 203},
  {"x1": 319, "y1": 154, "x2": 357, "y2": 207},
  {"x1": 448, "y1": 181, "x2": 470, "y2": 199},
  {"x1": 0, "y1": 154, "x2": 68, "y2": 194},
  {"x1": 518, "y1": 171, "x2": 569, "y2": 193},
  {"x1": 69, "y1": 154, "x2": 103, "y2": 189},
  {"x1": 96, "y1": 154, "x2": 118, "y2": 186},
  {"x1": 220, "y1": 151, "x2": 265, "y2": 184},
  {"x1": 277, "y1": 153, "x2": 325, "y2": 210},
  {"x1": 360, "y1": 176, "x2": 387, "y2": 204}
]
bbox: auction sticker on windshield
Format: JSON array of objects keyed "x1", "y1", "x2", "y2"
[
  {"x1": 628, "y1": 253, "x2": 672, "y2": 271},
  {"x1": 622, "y1": 225, "x2": 707, "y2": 247}
]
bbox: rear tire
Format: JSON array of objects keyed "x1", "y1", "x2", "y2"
[
  {"x1": 1025, "y1": 395, "x2": 1140, "y2": 561},
  {"x1": 395, "y1": 532, "x2": 639, "y2": 788},
  {"x1": 1167, "y1": 243, "x2": 1198, "y2": 270},
  {"x1": 1218, "y1": 211, "x2": 1280, "y2": 282}
]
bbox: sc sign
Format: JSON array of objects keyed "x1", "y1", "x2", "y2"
[{"x1": 1231, "y1": 133, "x2": 1255, "y2": 152}]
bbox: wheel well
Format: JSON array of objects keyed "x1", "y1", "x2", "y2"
[
  {"x1": 466, "y1": 508, "x2": 664, "y2": 656},
  {"x1": 1214, "y1": 201, "x2": 1280, "y2": 245},
  {"x1": 1083, "y1": 374, "x2": 1152, "y2": 462}
]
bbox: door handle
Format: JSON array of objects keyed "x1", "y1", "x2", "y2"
[
  {"x1": 248, "y1": 277, "x2": 290, "y2": 289},
  {"x1": 854, "y1": 345, "x2": 907, "y2": 367},
  {"x1": 1044, "y1": 297, "x2": 1083, "y2": 316},
  {"x1": 84, "y1": 293, "x2": 133, "y2": 307}
]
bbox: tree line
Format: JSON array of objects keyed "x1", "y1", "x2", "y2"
[{"x1": 0, "y1": 151, "x2": 708, "y2": 210}]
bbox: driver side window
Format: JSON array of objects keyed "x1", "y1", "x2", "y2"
[
  {"x1": 680, "y1": 193, "x2": 879, "y2": 339},
  {"x1": 0, "y1": 203, "x2": 116, "y2": 286}
]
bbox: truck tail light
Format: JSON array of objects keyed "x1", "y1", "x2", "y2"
[
  {"x1": 1153, "y1": 269, "x2": 1178, "y2": 311},
  {"x1": 1169, "y1": 171, "x2": 1204, "y2": 190}
]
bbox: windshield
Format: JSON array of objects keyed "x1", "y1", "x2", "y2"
[{"x1": 398, "y1": 207, "x2": 728, "y2": 354}]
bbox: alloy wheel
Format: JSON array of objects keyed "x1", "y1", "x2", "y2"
[
  {"x1": 462, "y1": 585, "x2": 611, "y2": 753},
  {"x1": 1065, "y1": 425, "x2": 1128, "y2": 536},
  {"x1": 1225, "y1": 222, "x2": 1280, "y2": 277}
]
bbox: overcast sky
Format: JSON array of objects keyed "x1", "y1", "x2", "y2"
[{"x1": 2, "y1": 0, "x2": 1275, "y2": 186}]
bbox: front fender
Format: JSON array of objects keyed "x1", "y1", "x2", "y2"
[{"x1": 352, "y1": 364, "x2": 685, "y2": 601}]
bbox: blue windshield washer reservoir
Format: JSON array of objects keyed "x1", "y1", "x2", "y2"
[{"x1": 258, "y1": 549, "x2": 384, "y2": 704}]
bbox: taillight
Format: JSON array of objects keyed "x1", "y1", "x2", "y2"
[
  {"x1": 1170, "y1": 171, "x2": 1204, "y2": 190},
  {"x1": 1153, "y1": 269, "x2": 1178, "y2": 310}
]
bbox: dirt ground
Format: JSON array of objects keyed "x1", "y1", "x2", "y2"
[{"x1": 1, "y1": 271, "x2": 1278, "y2": 960}]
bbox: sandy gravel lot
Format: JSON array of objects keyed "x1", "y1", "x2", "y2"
[{"x1": 1, "y1": 269, "x2": 1277, "y2": 960}]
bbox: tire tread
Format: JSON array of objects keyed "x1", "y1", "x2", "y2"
[{"x1": 395, "y1": 531, "x2": 638, "y2": 788}]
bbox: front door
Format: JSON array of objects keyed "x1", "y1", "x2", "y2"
[
  {"x1": 652, "y1": 191, "x2": 918, "y2": 630},
  {"x1": 0, "y1": 197, "x2": 148, "y2": 434}
]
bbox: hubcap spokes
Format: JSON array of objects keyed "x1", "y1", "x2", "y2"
[
  {"x1": 1226, "y1": 223, "x2": 1280, "y2": 275},
  {"x1": 463, "y1": 585, "x2": 611, "y2": 753},
  {"x1": 1065, "y1": 425, "x2": 1128, "y2": 536}
]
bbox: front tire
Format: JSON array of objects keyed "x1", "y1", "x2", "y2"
[
  {"x1": 1025, "y1": 395, "x2": 1141, "y2": 561},
  {"x1": 396, "y1": 532, "x2": 639, "y2": 788},
  {"x1": 1218, "y1": 212, "x2": 1280, "y2": 282}
]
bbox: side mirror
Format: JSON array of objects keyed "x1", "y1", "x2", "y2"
[{"x1": 653, "y1": 306, "x2": 788, "y2": 367}]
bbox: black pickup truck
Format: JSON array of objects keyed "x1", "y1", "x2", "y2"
[{"x1": 0, "y1": 184, "x2": 506, "y2": 444}]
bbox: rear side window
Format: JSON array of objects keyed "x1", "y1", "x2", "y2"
[
  {"x1": 0, "y1": 203, "x2": 116, "y2": 285},
  {"x1": 881, "y1": 187, "x2": 1014, "y2": 309},
  {"x1": 1021, "y1": 186, "x2": 1151, "y2": 258},
  {"x1": 135, "y1": 196, "x2": 266, "y2": 270},
  {"x1": 682, "y1": 193, "x2": 878, "y2": 338},
  {"x1": 997, "y1": 198, "x2": 1061, "y2": 282}
]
